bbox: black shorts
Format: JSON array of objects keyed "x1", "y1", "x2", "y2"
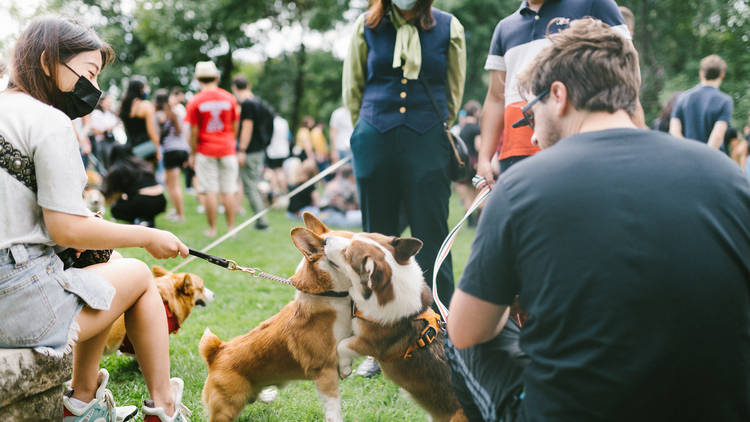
[
  {"x1": 163, "y1": 150, "x2": 189, "y2": 170},
  {"x1": 265, "y1": 156, "x2": 286, "y2": 169}
]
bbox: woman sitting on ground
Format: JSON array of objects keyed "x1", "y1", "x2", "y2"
[
  {"x1": 0, "y1": 17, "x2": 189, "y2": 422},
  {"x1": 104, "y1": 145, "x2": 167, "y2": 227}
]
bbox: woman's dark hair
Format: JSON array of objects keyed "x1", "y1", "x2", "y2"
[
  {"x1": 366, "y1": 0, "x2": 435, "y2": 31},
  {"x1": 119, "y1": 75, "x2": 147, "y2": 120},
  {"x1": 8, "y1": 16, "x2": 114, "y2": 108},
  {"x1": 104, "y1": 144, "x2": 154, "y2": 196},
  {"x1": 154, "y1": 88, "x2": 181, "y2": 136},
  {"x1": 653, "y1": 91, "x2": 682, "y2": 132}
]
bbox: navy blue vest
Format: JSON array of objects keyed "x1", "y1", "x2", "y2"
[{"x1": 360, "y1": 8, "x2": 452, "y2": 134}]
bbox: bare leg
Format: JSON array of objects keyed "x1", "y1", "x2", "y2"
[
  {"x1": 73, "y1": 258, "x2": 175, "y2": 415},
  {"x1": 221, "y1": 193, "x2": 236, "y2": 230},
  {"x1": 165, "y1": 168, "x2": 185, "y2": 219},
  {"x1": 204, "y1": 192, "x2": 218, "y2": 236}
]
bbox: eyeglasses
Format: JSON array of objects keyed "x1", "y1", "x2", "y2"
[{"x1": 512, "y1": 88, "x2": 550, "y2": 130}]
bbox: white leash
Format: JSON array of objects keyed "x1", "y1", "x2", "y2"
[
  {"x1": 432, "y1": 176, "x2": 492, "y2": 320},
  {"x1": 170, "y1": 156, "x2": 352, "y2": 273}
]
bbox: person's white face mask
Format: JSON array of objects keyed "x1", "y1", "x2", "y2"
[{"x1": 393, "y1": 0, "x2": 418, "y2": 11}]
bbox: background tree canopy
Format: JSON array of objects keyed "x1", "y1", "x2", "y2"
[{"x1": 3, "y1": 0, "x2": 749, "y2": 130}]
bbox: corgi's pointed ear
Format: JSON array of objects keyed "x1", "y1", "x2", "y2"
[
  {"x1": 152, "y1": 265, "x2": 170, "y2": 277},
  {"x1": 291, "y1": 227, "x2": 325, "y2": 261},
  {"x1": 303, "y1": 212, "x2": 330, "y2": 235},
  {"x1": 391, "y1": 237, "x2": 423, "y2": 264},
  {"x1": 178, "y1": 273, "x2": 195, "y2": 296}
]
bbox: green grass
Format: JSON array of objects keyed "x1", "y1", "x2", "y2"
[{"x1": 104, "y1": 188, "x2": 478, "y2": 421}]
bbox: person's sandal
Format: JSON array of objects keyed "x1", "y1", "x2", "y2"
[
  {"x1": 62, "y1": 368, "x2": 137, "y2": 422},
  {"x1": 142, "y1": 378, "x2": 192, "y2": 422}
]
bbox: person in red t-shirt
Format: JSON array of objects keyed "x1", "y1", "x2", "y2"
[{"x1": 186, "y1": 61, "x2": 240, "y2": 237}]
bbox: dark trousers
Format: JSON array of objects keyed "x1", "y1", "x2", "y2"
[
  {"x1": 111, "y1": 193, "x2": 167, "y2": 227},
  {"x1": 444, "y1": 317, "x2": 529, "y2": 422},
  {"x1": 499, "y1": 155, "x2": 530, "y2": 173},
  {"x1": 350, "y1": 120, "x2": 455, "y2": 305}
]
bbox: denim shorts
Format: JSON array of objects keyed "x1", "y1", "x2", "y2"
[{"x1": 0, "y1": 244, "x2": 115, "y2": 357}]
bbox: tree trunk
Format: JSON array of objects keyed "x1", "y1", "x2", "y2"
[
  {"x1": 291, "y1": 43, "x2": 307, "y2": 135},
  {"x1": 219, "y1": 47, "x2": 234, "y2": 91}
]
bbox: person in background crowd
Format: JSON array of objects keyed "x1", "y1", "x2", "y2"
[
  {"x1": 670, "y1": 54, "x2": 733, "y2": 148},
  {"x1": 455, "y1": 100, "x2": 482, "y2": 226},
  {"x1": 447, "y1": 19, "x2": 750, "y2": 422},
  {"x1": 0, "y1": 17, "x2": 189, "y2": 422},
  {"x1": 73, "y1": 114, "x2": 93, "y2": 168},
  {"x1": 294, "y1": 116, "x2": 316, "y2": 162},
  {"x1": 343, "y1": 0, "x2": 466, "y2": 377},
  {"x1": 89, "y1": 93, "x2": 119, "y2": 169},
  {"x1": 185, "y1": 61, "x2": 240, "y2": 238},
  {"x1": 232, "y1": 75, "x2": 271, "y2": 230},
  {"x1": 651, "y1": 92, "x2": 682, "y2": 133},
  {"x1": 311, "y1": 121, "x2": 330, "y2": 171},
  {"x1": 724, "y1": 126, "x2": 748, "y2": 171},
  {"x1": 475, "y1": 0, "x2": 633, "y2": 188},
  {"x1": 265, "y1": 114, "x2": 291, "y2": 199},
  {"x1": 104, "y1": 145, "x2": 167, "y2": 227},
  {"x1": 329, "y1": 105, "x2": 353, "y2": 163},
  {"x1": 154, "y1": 89, "x2": 190, "y2": 222},
  {"x1": 619, "y1": 6, "x2": 635, "y2": 34},
  {"x1": 119, "y1": 76, "x2": 161, "y2": 165},
  {"x1": 285, "y1": 158, "x2": 320, "y2": 219}
]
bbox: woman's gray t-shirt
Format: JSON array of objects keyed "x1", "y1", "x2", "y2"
[{"x1": 0, "y1": 92, "x2": 91, "y2": 250}]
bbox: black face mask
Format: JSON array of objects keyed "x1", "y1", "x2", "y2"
[{"x1": 56, "y1": 63, "x2": 102, "y2": 119}]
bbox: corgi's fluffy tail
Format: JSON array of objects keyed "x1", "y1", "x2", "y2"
[{"x1": 199, "y1": 327, "x2": 223, "y2": 366}]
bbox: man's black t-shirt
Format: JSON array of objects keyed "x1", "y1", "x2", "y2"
[
  {"x1": 459, "y1": 128, "x2": 750, "y2": 421},
  {"x1": 238, "y1": 98, "x2": 267, "y2": 153}
]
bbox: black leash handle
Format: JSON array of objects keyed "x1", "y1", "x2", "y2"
[{"x1": 189, "y1": 248, "x2": 233, "y2": 268}]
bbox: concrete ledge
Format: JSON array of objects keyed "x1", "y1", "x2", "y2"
[{"x1": 0, "y1": 348, "x2": 72, "y2": 420}]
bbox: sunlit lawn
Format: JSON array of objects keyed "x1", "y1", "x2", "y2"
[{"x1": 103, "y1": 186, "x2": 478, "y2": 421}]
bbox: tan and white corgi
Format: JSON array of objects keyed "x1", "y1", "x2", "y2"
[
  {"x1": 198, "y1": 213, "x2": 355, "y2": 422},
  {"x1": 326, "y1": 233, "x2": 468, "y2": 422}
]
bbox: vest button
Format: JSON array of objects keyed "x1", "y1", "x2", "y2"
[
  {"x1": 400, "y1": 92, "x2": 407, "y2": 99},
  {"x1": 401, "y1": 78, "x2": 407, "y2": 84},
  {"x1": 399, "y1": 107, "x2": 406, "y2": 114},
  {"x1": 13, "y1": 159, "x2": 22, "y2": 169}
]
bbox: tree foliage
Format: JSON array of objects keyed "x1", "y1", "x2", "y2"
[{"x1": 35, "y1": 0, "x2": 749, "y2": 129}]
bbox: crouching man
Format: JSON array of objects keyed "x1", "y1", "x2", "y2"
[{"x1": 446, "y1": 18, "x2": 750, "y2": 422}]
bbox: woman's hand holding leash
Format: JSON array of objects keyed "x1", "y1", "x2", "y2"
[{"x1": 144, "y1": 228, "x2": 189, "y2": 259}]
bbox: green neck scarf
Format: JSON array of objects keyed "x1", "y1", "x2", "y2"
[{"x1": 390, "y1": 5, "x2": 421, "y2": 80}]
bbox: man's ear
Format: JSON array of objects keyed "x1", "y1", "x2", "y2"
[
  {"x1": 550, "y1": 81, "x2": 569, "y2": 117},
  {"x1": 302, "y1": 211, "x2": 330, "y2": 235},
  {"x1": 290, "y1": 227, "x2": 325, "y2": 261},
  {"x1": 391, "y1": 237, "x2": 422, "y2": 264}
]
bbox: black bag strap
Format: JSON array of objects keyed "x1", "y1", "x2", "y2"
[
  {"x1": 0, "y1": 134, "x2": 37, "y2": 193},
  {"x1": 419, "y1": 77, "x2": 450, "y2": 130},
  {"x1": 418, "y1": 78, "x2": 465, "y2": 166}
]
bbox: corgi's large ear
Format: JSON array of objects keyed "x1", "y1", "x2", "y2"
[
  {"x1": 291, "y1": 227, "x2": 325, "y2": 261},
  {"x1": 302, "y1": 212, "x2": 330, "y2": 235},
  {"x1": 152, "y1": 265, "x2": 170, "y2": 277},
  {"x1": 178, "y1": 273, "x2": 195, "y2": 297},
  {"x1": 391, "y1": 237, "x2": 423, "y2": 264}
]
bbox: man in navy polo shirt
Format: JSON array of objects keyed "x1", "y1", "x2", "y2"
[
  {"x1": 446, "y1": 19, "x2": 750, "y2": 422},
  {"x1": 669, "y1": 54, "x2": 734, "y2": 148},
  {"x1": 475, "y1": 0, "x2": 631, "y2": 187}
]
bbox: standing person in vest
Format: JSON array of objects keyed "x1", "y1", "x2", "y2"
[{"x1": 343, "y1": 0, "x2": 465, "y2": 376}]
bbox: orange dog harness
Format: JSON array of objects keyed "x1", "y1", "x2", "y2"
[{"x1": 354, "y1": 306, "x2": 444, "y2": 362}]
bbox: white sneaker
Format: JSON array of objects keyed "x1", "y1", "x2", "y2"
[
  {"x1": 63, "y1": 369, "x2": 138, "y2": 422},
  {"x1": 141, "y1": 378, "x2": 192, "y2": 422},
  {"x1": 258, "y1": 386, "x2": 279, "y2": 403},
  {"x1": 355, "y1": 356, "x2": 381, "y2": 377}
]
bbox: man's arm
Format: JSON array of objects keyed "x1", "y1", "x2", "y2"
[
  {"x1": 669, "y1": 117, "x2": 684, "y2": 138},
  {"x1": 237, "y1": 118, "x2": 253, "y2": 166},
  {"x1": 447, "y1": 288, "x2": 509, "y2": 349},
  {"x1": 707, "y1": 120, "x2": 729, "y2": 149},
  {"x1": 476, "y1": 70, "x2": 506, "y2": 189},
  {"x1": 188, "y1": 124, "x2": 199, "y2": 168}
]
